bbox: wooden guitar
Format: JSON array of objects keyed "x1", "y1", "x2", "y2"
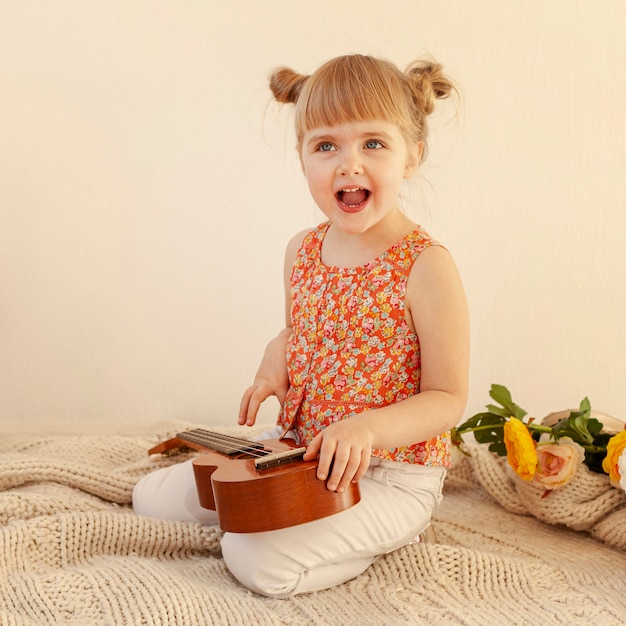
[{"x1": 148, "y1": 429, "x2": 361, "y2": 533}]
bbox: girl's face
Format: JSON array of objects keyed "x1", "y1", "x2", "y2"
[{"x1": 299, "y1": 119, "x2": 420, "y2": 236}]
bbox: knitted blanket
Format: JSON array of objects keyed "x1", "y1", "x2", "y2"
[{"x1": 1, "y1": 422, "x2": 625, "y2": 626}]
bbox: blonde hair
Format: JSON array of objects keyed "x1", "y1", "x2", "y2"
[{"x1": 269, "y1": 54, "x2": 457, "y2": 162}]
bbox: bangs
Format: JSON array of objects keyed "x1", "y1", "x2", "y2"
[{"x1": 294, "y1": 55, "x2": 410, "y2": 142}]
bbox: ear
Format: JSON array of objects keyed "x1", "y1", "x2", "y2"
[{"x1": 404, "y1": 141, "x2": 423, "y2": 178}]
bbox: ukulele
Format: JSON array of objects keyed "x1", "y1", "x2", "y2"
[{"x1": 149, "y1": 428, "x2": 361, "y2": 533}]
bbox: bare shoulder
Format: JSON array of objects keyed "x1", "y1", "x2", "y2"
[
  {"x1": 405, "y1": 244, "x2": 468, "y2": 331},
  {"x1": 410, "y1": 244, "x2": 463, "y2": 285}
]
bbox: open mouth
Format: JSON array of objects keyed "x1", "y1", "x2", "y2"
[{"x1": 336, "y1": 187, "x2": 370, "y2": 209}]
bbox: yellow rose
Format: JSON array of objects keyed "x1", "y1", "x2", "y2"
[
  {"x1": 533, "y1": 438, "x2": 585, "y2": 490},
  {"x1": 504, "y1": 418, "x2": 537, "y2": 481},
  {"x1": 602, "y1": 430, "x2": 626, "y2": 483},
  {"x1": 619, "y1": 455, "x2": 626, "y2": 492}
]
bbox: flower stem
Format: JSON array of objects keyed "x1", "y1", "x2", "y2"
[{"x1": 455, "y1": 421, "x2": 553, "y2": 436}]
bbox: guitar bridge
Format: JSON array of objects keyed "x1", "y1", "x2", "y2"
[{"x1": 254, "y1": 447, "x2": 307, "y2": 471}]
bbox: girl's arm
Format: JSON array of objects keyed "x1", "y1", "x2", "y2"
[
  {"x1": 304, "y1": 245, "x2": 470, "y2": 492},
  {"x1": 238, "y1": 230, "x2": 309, "y2": 427},
  {"x1": 238, "y1": 327, "x2": 292, "y2": 426}
]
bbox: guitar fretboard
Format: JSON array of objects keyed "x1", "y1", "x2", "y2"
[{"x1": 178, "y1": 428, "x2": 266, "y2": 457}]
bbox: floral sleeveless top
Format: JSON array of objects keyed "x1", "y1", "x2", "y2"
[{"x1": 278, "y1": 222, "x2": 451, "y2": 467}]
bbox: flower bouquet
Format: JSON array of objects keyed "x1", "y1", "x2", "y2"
[{"x1": 450, "y1": 384, "x2": 626, "y2": 548}]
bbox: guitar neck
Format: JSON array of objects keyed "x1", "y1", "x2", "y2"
[
  {"x1": 178, "y1": 429, "x2": 265, "y2": 456},
  {"x1": 148, "y1": 428, "x2": 266, "y2": 457}
]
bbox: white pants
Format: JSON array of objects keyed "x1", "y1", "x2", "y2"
[{"x1": 133, "y1": 429, "x2": 445, "y2": 599}]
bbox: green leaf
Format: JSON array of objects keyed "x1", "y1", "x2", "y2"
[
  {"x1": 551, "y1": 397, "x2": 601, "y2": 446},
  {"x1": 488, "y1": 441, "x2": 507, "y2": 456},
  {"x1": 485, "y1": 404, "x2": 511, "y2": 418},
  {"x1": 468, "y1": 412, "x2": 507, "y2": 456},
  {"x1": 489, "y1": 384, "x2": 527, "y2": 420},
  {"x1": 455, "y1": 414, "x2": 488, "y2": 432},
  {"x1": 584, "y1": 432, "x2": 613, "y2": 473},
  {"x1": 489, "y1": 384, "x2": 513, "y2": 406}
]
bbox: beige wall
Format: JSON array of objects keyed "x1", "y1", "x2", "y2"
[{"x1": 1, "y1": 0, "x2": 625, "y2": 434}]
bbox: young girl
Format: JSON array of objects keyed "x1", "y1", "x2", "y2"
[{"x1": 133, "y1": 53, "x2": 469, "y2": 599}]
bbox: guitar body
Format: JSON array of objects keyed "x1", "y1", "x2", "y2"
[{"x1": 149, "y1": 431, "x2": 361, "y2": 533}]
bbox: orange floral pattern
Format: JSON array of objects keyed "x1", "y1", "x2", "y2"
[{"x1": 278, "y1": 222, "x2": 451, "y2": 467}]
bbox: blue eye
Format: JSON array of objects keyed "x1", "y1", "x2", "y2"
[
  {"x1": 365, "y1": 140, "x2": 383, "y2": 149},
  {"x1": 318, "y1": 142, "x2": 335, "y2": 152}
]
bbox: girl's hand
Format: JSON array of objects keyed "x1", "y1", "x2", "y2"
[
  {"x1": 238, "y1": 377, "x2": 287, "y2": 426},
  {"x1": 238, "y1": 328, "x2": 291, "y2": 427},
  {"x1": 302, "y1": 418, "x2": 373, "y2": 492}
]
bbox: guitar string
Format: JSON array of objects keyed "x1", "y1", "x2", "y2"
[
  {"x1": 179, "y1": 429, "x2": 300, "y2": 459},
  {"x1": 181, "y1": 430, "x2": 270, "y2": 457}
]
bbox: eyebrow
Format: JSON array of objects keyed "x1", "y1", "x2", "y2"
[{"x1": 305, "y1": 128, "x2": 396, "y2": 148}]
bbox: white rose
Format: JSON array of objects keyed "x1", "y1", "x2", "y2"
[{"x1": 533, "y1": 437, "x2": 585, "y2": 490}]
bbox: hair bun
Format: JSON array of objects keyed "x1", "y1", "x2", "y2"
[
  {"x1": 406, "y1": 60, "x2": 455, "y2": 116},
  {"x1": 269, "y1": 67, "x2": 309, "y2": 104}
]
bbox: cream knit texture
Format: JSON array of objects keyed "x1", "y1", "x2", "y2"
[
  {"x1": 449, "y1": 440, "x2": 626, "y2": 546},
  {"x1": 1, "y1": 423, "x2": 625, "y2": 626}
]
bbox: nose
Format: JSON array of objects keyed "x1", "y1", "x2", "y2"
[{"x1": 337, "y1": 148, "x2": 363, "y2": 176}]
